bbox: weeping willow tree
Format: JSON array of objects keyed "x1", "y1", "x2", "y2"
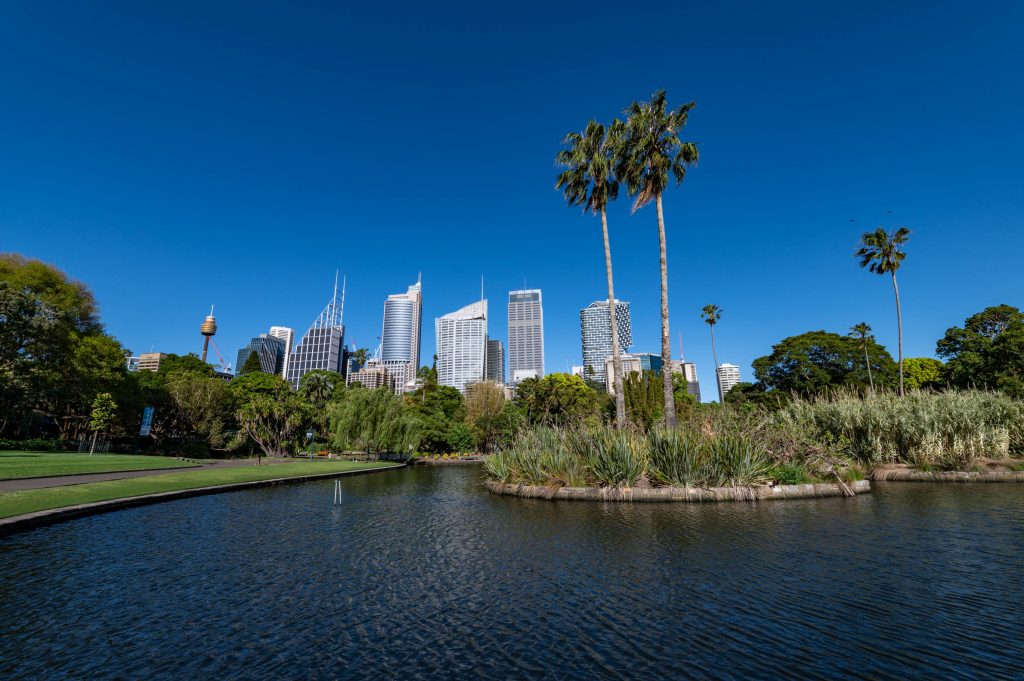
[{"x1": 329, "y1": 387, "x2": 419, "y2": 457}]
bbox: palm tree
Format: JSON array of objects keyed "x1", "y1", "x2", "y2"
[
  {"x1": 855, "y1": 227, "x2": 910, "y2": 396},
  {"x1": 849, "y1": 322, "x2": 875, "y2": 392},
  {"x1": 556, "y1": 120, "x2": 627, "y2": 426},
  {"x1": 619, "y1": 90, "x2": 699, "y2": 427},
  {"x1": 701, "y1": 305, "x2": 723, "y2": 402}
]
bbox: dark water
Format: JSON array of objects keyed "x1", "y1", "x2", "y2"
[{"x1": 1, "y1": 467, "x2": 1022, "y2": 680}]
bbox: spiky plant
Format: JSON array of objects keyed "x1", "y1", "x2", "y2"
[
  {"x1": 556, "y1": 120, "x2": 628, "y2": 427},
  {"x1": 619, "y1": 91, "x2": 699, "y2": 427},
  {"x1": 855, "y1": 227, "x2": 911, "y2": 396}
]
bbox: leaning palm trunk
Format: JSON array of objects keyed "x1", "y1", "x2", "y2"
[
  {"x1": 710, "y1": 326, "x2": 721, "y2": 403},
  {"x1": 656, "y1": 194, "x2": 677, "y2": 426},
  {"x1": 601, "y1": 207, "x2": 627, "y2": 426},
  {"x1": 892, "y1": 272, "x2": 904, "y2": 396},
  {"x1": 863, "y1": 345, "x2": 874, "y2": 392}
]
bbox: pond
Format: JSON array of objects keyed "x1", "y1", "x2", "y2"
[{"x1": 1, "y1": 466, "x2": 1022, "y2": 679}]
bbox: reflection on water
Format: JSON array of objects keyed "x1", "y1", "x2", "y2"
[{"x1": 1, "y1": 467, "x2": 1022, "y2": 679}]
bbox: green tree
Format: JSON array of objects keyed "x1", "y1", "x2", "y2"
[
  {"x1": 513, "y1": 373, "x2": 601, "y2": 427},
  {"x1": 236, "y1": 391, "x2": 311, "y2": 462},
  {"x1": 465, "y1": 381, "x2": 507, "y2": 452},
  {"x1": 622, "y1": 370, "x2": 663, "y2": 430},
  {"x1": 903, "y1": 357, "x2": 944, "y2": 390},
  {"x1": 937, "y1": 305, "x2": 1024, "y2": 396},
  {"x1": 300, "y1": 370, "x2": 339, "y2": 410},
  {"x1": 446, "y1": 422, "x2": 475, "y2": 453},
  {"x1": 848, "y1": 322, "x2": 876, "y2": 391},
  {"x1": 157, "y1": 353, "x2": 213, "y2": 378},
  {"x1": 855, "y1": 227, "x2": 911, "y2": 396},
  {"x1": 88, "y1": 392, "x2": 117, "y2": 454},
  {"x1": 329, "y1": 387, "x2": 417, "y2": 457},
  {"x1": 165, "y1": 371, "x2": 233, "y2": 452},
  {"x1": 556, "y1": 119, "x2": 628, "y2": 427},
  {"x1": 752, "y1": 330, "x2": 896, "y2": 395},
  {"x1": 239, "y1": 351, "x2": 264, "y2": 375},
  {"x1": 619, "y1": 90, "x2": 699, "y2": 427},
  {"x1": 701, "y1": 304, "x2": 723, "y2": 402}
]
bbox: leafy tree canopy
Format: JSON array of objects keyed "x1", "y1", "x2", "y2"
[
  {"x1": 752, "y1": 330, "x2": 896, "y2": 395},
  {"x1": 903, "y1": 357, "x2": 944, "y2": 390},
  {"x1": 937, "y1": 305, "x2": 1024, "y2": 397},
  {"x1": 514, "y1": 373, "x2": 601, "y2": 427}
]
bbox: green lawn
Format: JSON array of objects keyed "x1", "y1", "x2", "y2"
[
  {"x1": 0, "y1": 460, "x2": 398, "y2": 519},
  {"x1": 0, "y1": 452, "x2": 199, "y2": 480}
]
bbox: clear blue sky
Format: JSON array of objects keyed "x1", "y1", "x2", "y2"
[{"x1": 2, "y1": 1, "x2": 1022, "y2": 398}]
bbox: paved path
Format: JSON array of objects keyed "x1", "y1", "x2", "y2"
[{"x1": 0, "y1": 459, "x2": 280, "y2": 493}]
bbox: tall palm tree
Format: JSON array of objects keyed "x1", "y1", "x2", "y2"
[
  {"x1": 855, "y1": 227, "x2": 910, "y2": 396},
  {"x1": 619, "y1": 90, "x2": 699, "y2": 427},
  {"x1": 849, "y1": 322, "x2": 875, "y2": 392},
  {"x1": 556, "y1": 119, "x2": 627, "y2": 427},
  {"x1": 701, "y1": 305, "x2": 723, "y2": 402}
]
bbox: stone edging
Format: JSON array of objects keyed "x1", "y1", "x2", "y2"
[
  {"x1": 870, "y1": 469, "x2": 1024, "y2": 483},
  {"x1": 0, "y1": 464, "x2": 404, "y2": 536},
  {"x1": 483, "y1": 478, "x2": 871, "y2": 502},
  {"x1": 414, "y1": 458, "x2": 484, "y2": 466}
]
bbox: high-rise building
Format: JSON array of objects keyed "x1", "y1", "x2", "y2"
[
  {"x1": 137, "y1": 352, "x2": 168, "y2": 372},
  {"x1": 717, "y1": 363, "x2": 741, "y2": 399},
  {"x1": 380, "y1": 278, "x2": 423, "y2": 392},
  {"x1": 347, "y1": 361, "x2": 392, "y2": 390},
  {"x1": 672, "y1": 360, "x2": 701, "y2": 402},
  {"x1": 268, "y1": 326, "x2": 295, "y2": 378},
  {"x1": 435, "y1": 300, "x2": 487, "y2": 394},
  {"x1": 486, "y1": 338, "x2": 505, "y2": 383},
  {"x1": 603, "y1": 353, "x2": 663, "y2": 394},
  {"x1": 235, "y1": 334, "x2": 286, "y2": 376},
  {"x1": 286, "y1": 278, "x2": 346, "y2": 389},
  {"x1": 507, "y1": 289, "x2": 544, "y2": 383},
  {"x1": 579, "y1": 300, "x2": 632, "y2": 386}
]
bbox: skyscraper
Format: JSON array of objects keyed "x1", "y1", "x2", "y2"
[
  {"x1": 486, "y1": 338, "x2": 505, "y2": 383},
  {"x1": 268, "y1": 326, "x2": 295, "y2": 378},
  {"x1": 435, "y1": 300, "x2": 487, "y2": 393},
  {"x1": 717, "y1": 363, "x2": 741, "y2": 398},
  {"x1": 507, "y1": 289, "x2": 544, "y2": 383},
  {"x1": 235, "y1": 334, "x2": 286, "y2": 376},
  {"x1": 672, "y1": 360, "x2": 701, "y2": 402},
  {"x1": 286, "y1": 277, "x2": 346, "y2": 389},
  {"x1": 380, "y1": 278, "x2": 423, "y2": 392},
  {"x1": 579, "y1": 300, "x2": 632, "y2": 386}
]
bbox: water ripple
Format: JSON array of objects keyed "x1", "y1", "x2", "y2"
[{"x1": 1, "y1": 469, "x2": 1022, "y2": 679}]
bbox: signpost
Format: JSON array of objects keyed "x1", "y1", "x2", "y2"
[{"x1": 136, "y1": 406, "x2": 154, "y2": 452}]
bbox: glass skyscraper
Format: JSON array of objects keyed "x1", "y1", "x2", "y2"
[
  {"x1": 235, "y1": 334, "x2": 286, "y2": 376},
  {"x1": 286, "y1": 278, "x2": 345, "y2": 389},
  {"x1": 486, "y1": 338, "x2": 504, "y2": 383},
  {"x1": 579, "y1": 299, "x2": 632, "y2": 386},
  {"x1": 268, "y1": 326, "x2": 295, "y2": 378},
  {"x1": 380, "y1": 278, "x2": 422, "y2": 392},
  {"x1": 435, "y1": 300, "x2": 487, "y2": 394},
  {"x1": 507, "y1": 289, "x2": 544, "y2": 383}
]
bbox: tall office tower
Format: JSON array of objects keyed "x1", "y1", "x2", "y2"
[
  {"x1": 507, "y1": 289, "x2": 544, "y2": 383},
  {"x1": 717, "y1": 363, "x2": 741, "y2": 399},
  {"x1": 286, "y1": 277, "x2": 346, "y2": 389},
  {"x1": 579, "y1": 300, "x2": 632, "y2": 386},
  {"x1": 235, "y1": 334, "x2": 286, "y2": 376},
  {"x1": 672, "y1": 360, "x2": 701, "y2": 402},
  {"x1": 137, "y1": 352, "x2": 168, "y2": 372},
  {"x1": 435, "y1": 300, "x2": 487, "y2": 394},
  {"x1": 380, "y1": 278, "x2": 423, "y2": 392},
  {"x1": 268, "y1": 326, "x2": 295, "y2": 378},
  {"x1": 486, "y1": 338, "x2": 505, "y2": 383}
]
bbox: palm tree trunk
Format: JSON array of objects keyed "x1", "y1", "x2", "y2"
[
  {"x1": 601, "y1": 207, "x2": 627, "y2": 427},
  {"x1": 656, "y1": 193, "x2": 677, "y2": 427},
  {"x1": 863, "y1": 345, "x2": 874, "y2": 392},
  {"x1": 892, "y1": 272, "x2": 904, "y2": 396},
  {"x1": 710, "y1": 327, "x2": 721, "y2": 403}
]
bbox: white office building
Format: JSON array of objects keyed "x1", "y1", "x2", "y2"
[
  {"x1": 671, "y1": 360, "x2": 702, "y2": 402},
  {"x1": 435, "y1": 300, "x2": 487, "y2": 394},
  {"x1": 380, "y1": 278, "x2": 423, "y2": 392},
  {"x1": 268, "y1": 326, "x2": 295, "y2": 379},
  {"x1": 717, "y1": 363, "x2": 741, "y2": 398},
  {"x1": 508, "y1": 289, "x2": 544, "y2": 383}
]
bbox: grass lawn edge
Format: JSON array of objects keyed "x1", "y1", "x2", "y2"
[{"x1": 0, "y1": 462, "x2": 404, "y2": 536}]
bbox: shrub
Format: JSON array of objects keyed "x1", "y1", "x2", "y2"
[
  {"x1": 766, "y1": 463, "x2": 808, "y2": 485},
  {"x1": 648, "y1": 429, "x2": 706, "y2": 487},
  {"x1": 0, "y1": 438, "x2": 63, "y2": 452}
]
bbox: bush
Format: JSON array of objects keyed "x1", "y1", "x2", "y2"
[
  {"x1": 765, "y1": 463, "x2": 808, "y2": 485},
  {"x1": 0, "y1": 438, "x2": 63, "y2": 452}
]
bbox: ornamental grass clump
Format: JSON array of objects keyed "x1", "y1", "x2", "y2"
[
  {"x1": 647, "y1": 429, "x2": 706, "y2": 487},
  {"x1": 778, "y1": 389, "x2": 1024, "y2": 468},
  {"x1": 587, "y1": 430, "x2": 645, "y2": 487}
]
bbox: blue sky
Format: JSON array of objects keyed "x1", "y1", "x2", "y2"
[{"x1": 2, "y1": 1, "x2": 1022, "y2": 398}]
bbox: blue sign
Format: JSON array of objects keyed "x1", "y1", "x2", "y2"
[{"x1": 139, "y1": 406, "x2": 155, "y2": 437}]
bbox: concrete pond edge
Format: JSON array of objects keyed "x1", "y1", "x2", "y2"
[
  {"x1": 870, "y1": 469, "x2": 1024, "y2": 483},
  {"x1": 0, "y1": 463, "x2": 405, "y2": 536},
  {"x1": 484, "y1": 478, "x2": 871, "y2": 502}
]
